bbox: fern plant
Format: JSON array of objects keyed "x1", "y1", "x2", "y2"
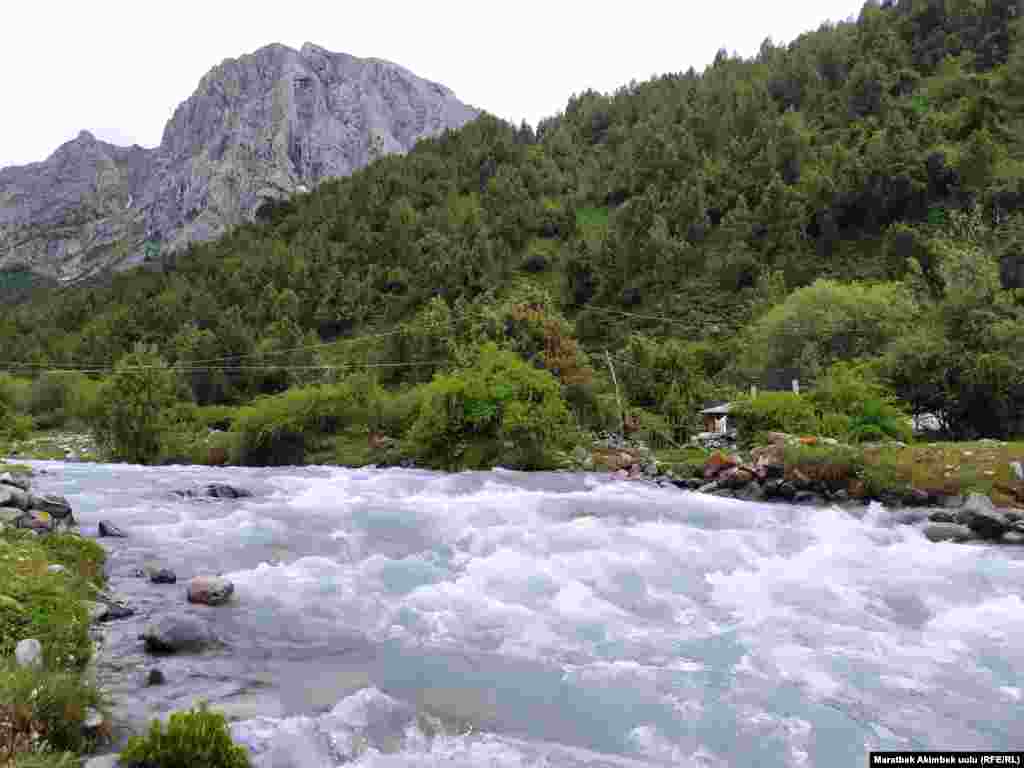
[{"x1": 120, "y1": 702, "x2": 250, "y2": 768}]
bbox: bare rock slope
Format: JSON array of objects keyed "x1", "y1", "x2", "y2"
[{"x1": 0, "y1": 43, "x2": 478, "y2": 283}]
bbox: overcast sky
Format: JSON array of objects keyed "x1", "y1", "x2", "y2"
[{"x1": 1, "y1": 0, "x2": 865, "y2": 170}]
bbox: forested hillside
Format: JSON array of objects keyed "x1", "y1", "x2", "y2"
[{"x1": 2, "y1": 0, "x2": 1024, "y2": 466}]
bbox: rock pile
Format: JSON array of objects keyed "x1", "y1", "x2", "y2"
[{"x1": 0, "y1": 470, "x2": 77, "y2": 535}]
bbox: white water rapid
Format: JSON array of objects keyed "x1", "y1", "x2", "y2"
[{"x1": 26, "y1": 462, "x2": 1024, "y2": 767}]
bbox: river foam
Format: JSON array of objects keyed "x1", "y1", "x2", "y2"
[{"x1": 27, "y1": 462, "x2": 1024, "y2": 766}]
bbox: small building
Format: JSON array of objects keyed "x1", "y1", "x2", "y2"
[{"x1": 700, "y1": 403, "x2": 732, "y2": 434}]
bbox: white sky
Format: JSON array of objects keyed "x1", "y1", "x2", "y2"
[{"x1": 0, "y1": 0, "x2": 864, "y2": 169}]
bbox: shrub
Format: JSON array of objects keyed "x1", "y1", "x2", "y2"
[
  {"x1": 90, "y1": 345, "x2": 185, "y2": 464},
  {"x1": 119, "y1": 702, "x2": 251, "y2": 768},
  {"x1": 26, "y1": 373, "x2": 100, "y2": 430},
  {"x1": 731, "y1": 392, "x2": 819, "y2": 447},
  {"x1": 407, "y1": 343, "x2": 575, "y2": 470},
  {"x1": 0, "y1": 657, "x2": 109, "y2": 758},
  {"x1": 740, "y1": 280, "x2": 918, "y2": 380},
  {"x1": 848, "y1": 398, "x2": 913, "y2": 443},
  {"x1": 230, "y1": 380, "x2": 377, "y2": 466}
]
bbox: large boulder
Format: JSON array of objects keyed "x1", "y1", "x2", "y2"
[
  {"x1": 141, "y1": 614, "x2": 217, "y2": 653},
  {"x1": 187, "y1": 575, "x2": 235, "y2": 606},
  {"x1": 957, "y1": 493, "x2": 1012, "y2": 540},
  {"x1": 29, "y1": 494, "x2": 73, "y2": 519},
  {"x1": 0, "y1": 485, "x2": 29, "y2": 511},
  {"x1": 0, "y1": 472, "x2": 31, "y2": 492}
]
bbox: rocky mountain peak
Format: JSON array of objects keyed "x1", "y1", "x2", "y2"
[{"x1": 1, "y1": 43, "x2": 479, "y2": 284}]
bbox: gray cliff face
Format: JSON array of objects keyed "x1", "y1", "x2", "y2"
[{"x1": 0, "y1": 43, "x2": 479, "y2": 283}]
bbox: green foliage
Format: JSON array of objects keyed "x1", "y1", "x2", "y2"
[
  {"x1": 741, "y1": 280, "x2": 919, "y2": 381},
  {"x1": 89, "y1": 344, "x2": 185, "y2": 463},
  {"x1": 230, "y1": 378, "x2": 382, "y2": 466},
  {"x1": 120, "y1": 702, "x2": 251, "y2": 768},
  {"x1": 0, "y1": 0, "x2": 1023, "y2": 451},
  {"x1": 0, "y1": 657, "x2": 109, "y2": 757},
  {"x1": 731, "y1": 393, "x2": 819, "y2": 447},
  {"x1": 25, "y1": 373, "x2": 100, "y2": 430},
  {"x1": 408, "y1": 343, "x2": 575, "y2": 469},
  {"x1": 0, "y1": 375, "x2": 33, "y2": 441},
  {"x1": 848, "y1": 398, "x2": 913, "y2": 443}
]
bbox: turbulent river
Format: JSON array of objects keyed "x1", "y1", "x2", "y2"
[{"x1": 25, "y1": 461, "x2": 1024, "y2": 767}]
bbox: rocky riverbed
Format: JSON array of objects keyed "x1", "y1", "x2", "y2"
[{"x1": 11, "y1": 460, "x2": 1024, "y2": 767}]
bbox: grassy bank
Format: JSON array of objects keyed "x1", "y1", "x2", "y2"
[{"x1": 0, "y1": 464, "x2": 110, "y2": 766}]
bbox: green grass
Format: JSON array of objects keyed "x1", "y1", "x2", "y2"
[
  {"x1": 0, "y1": 530, "x2": 110, "y2": 766},
  {"x1": 0, "y1": 529, "x2": 105, "y2": 668}
]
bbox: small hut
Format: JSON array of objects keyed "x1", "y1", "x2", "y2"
[{"x1": 700, "y1": 403, "x2": 732, "y2": 434}]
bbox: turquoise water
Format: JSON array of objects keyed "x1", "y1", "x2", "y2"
[{"x1": 28, "y1": 461, "x2": 1024, "y2": 767}]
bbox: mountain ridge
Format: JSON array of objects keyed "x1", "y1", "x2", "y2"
[{"x1": 0, "y1": 42, "x2": 479, "y2": 283}]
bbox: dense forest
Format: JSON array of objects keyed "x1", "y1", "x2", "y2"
[{"x1": 2, "y1": 0, "x2": 1024, "y2": 467}]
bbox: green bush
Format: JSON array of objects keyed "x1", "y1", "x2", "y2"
[
  {"x1": 90, "y1": 345, "x2": 186, "y2": 464},
  {"x1": 230, "y1": 379, "x2": 377, "y2": 466},
  {"x1": 731, "y1": 392, "x2": 819, "y2": 447},
  {"x1": 25, "y1": 373, "x2": 101, "y2": 430},
  {"x1": 0, "y1": 656, "x2": 109, "y2": 757},
  {"x1": 408, "y1": 342, "x2": 575, "y2": 470},
  {"x1": 120, "y1": 702, "x2": 251, "y2": 768},
  {"x1": 848, "y1": 398, "x2": 913, "y2": 444}
]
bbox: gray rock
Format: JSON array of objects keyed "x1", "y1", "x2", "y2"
[
  {"x1": 1011, "y1": 461, "x2": 1024, "y2": 482},
  {"x1": 146, "y1": 667, "x2": 166, "y2": 686},
  {"x1": 794, "y1": 491, "x2": 825, "y2": 506},
  {"x1": 187, "y1": 575, "x2": 235, "y2": 605},
  {"x1": 941, "y1": 495, "x2": 965, "y2": 509},
  {"x1": 929, "y1": 510, "x2": 959, "y2": 523},
  {"x1": 150, "y1": 568, "x2": 177, "y2": 584},
  {"x1": 47, "y1": 563, "x2": 66, "y2": 574},
  {"x1": 83, "y1": 707, "x2": 104, "y2": 731},
  {"x1": 957, "y1": 493, "x2": 1012, "y2": 540},
  {"x1": 204, "y1": 483, "x2": 252, "y2": 499},
  {"x1": 15, "y1": 638, "x2": 42, "y2": 668},
  {"x1": 0, "y1": 43, "x2": 478, "y2": 284},
  {"x1": 141, "y1": 614, "x2": 216, "y2": 653},
  {"x1": 924, "y1": 523, "x2": 975, "y2": 543},
  {"x1": 87, "y1": 601, "x2": 110, "y2": 623},
  {"x1": 98, "y1": 520, "x2": 127, "y2": 538},
  {"x1": 0, "y1": 485, "x2": 29, "y2": 510},
  {"x1": 1002, "y1": 531, "x2": 1024, "y2": 545},
  {"x1": 29, "y1": 494, "x2": 73, "y2": 519},
  {"x1": 697, "y1": 481, "x2": 720, "y2": 494},
  {"x1": 83, "y1": 754, "x2": 122, "y2": 768},
  {"x1": 0, "y1": 472, "x2": 30, "y2": 491}
]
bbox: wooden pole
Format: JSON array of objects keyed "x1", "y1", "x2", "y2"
[{"x1": 604, "y1": 350, "x2": 626, "y2": 437}]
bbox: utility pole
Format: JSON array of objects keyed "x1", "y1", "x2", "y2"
[{"x1": 604, "y1": 350, "x2": 626, "y2": 437}]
